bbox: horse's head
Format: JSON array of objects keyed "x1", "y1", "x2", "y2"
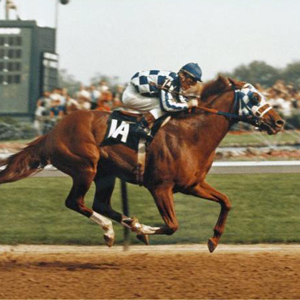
[{"x1": 228, "y1": 78, "x2": 285, "y2": 135}]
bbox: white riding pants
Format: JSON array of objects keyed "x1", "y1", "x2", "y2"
[{"x1": 122, "y1": 84, "x2": 165, "y2": 119}]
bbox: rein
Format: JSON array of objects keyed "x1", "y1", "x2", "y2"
[
  {"x1": 197, "y1": 86, "x2": 241, "y2": 120},
  {"x1": 151, "y1": 81, "x2": 264, "y2": 126}
]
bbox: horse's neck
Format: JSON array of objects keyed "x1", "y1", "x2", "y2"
[
  {"x1": 205, "y1": 89, "x2": 236, "y2": 141},
  {"x1": 182, "y1": 90, "x2": 234, "y2": 151}
]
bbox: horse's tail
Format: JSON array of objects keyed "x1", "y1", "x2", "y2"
[{"x1": 0, "y1": 135, "x2": 49, "y2": 184}]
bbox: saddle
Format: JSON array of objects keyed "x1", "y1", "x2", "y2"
[{"x1": 100, "y1": 110, "x2": 171, "y2": 184}]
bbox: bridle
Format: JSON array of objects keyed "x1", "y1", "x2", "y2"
[{"x1": 196, "y1": 84, "x2": 273, "y2": 127}]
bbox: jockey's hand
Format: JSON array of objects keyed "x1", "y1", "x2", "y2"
[{"x1": 187, "y1": 99, "x2": 198, "y2": 108}]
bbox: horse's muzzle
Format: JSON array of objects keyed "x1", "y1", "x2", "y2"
[{"x1": 260, "y1": 118, "x2": 285, "y2": 135}]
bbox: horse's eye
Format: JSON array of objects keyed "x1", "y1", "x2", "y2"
[{"x1": 252, "y1": 95, "x2": 259, "y2": 104}]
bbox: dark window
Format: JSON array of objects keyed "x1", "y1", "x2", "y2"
[
  {"x1": 6, "y1": 62, "x2": 21, "y2": 72},
  {"x1": 0, "y1": 37, "x2": 5, "y2": 46},
  {"x1": 0, "y1": 62, "x2": 4, "y2": 71},
  {"x1": 7, "y1": 62, "x2": 13, "y2": 71},
  {"x1": 0, "y1": 74, "x2": 21, "y2": 84},
  {"x1": 8, "y1": 49, "x2": 14, "y2": 58},
  {"x1": 7, "y1": 75, "x2": 13, "y2": 84},
  {"x1": 16, "y1": 36, "x2": 22, "y2": 46},
  {"x1": 14, "y1": 75, "x2": 21, "y2": 83},
  {"x1": 15, "y1": 62, "x2": 21, "y2": 71},
  {"x1": 8, "y1": 37, "x2": 15, "y2": 46},
  {"x1": 6, "y1": 49, "x2": 22, "y2": 59},
  {"x1": 0, "y1": 49, "x2": 4, "y2": 58},
  {"x1": 15, "y1": 49, "x2": 21, "y2": 58}
]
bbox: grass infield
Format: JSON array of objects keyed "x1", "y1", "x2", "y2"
[{"x1": 0, "y1": 174, "x2": 299, "y2": 246}]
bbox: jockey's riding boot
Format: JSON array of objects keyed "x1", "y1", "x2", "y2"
[
  {"x1": 135, "y1": 116, "x2": 153, "y2": 142},
  {"x1": 139, "y1": 116, "x2": 149, "y2": 129}
]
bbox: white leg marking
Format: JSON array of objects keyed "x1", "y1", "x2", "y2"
[
  {"x1": 122, "y1": 217, "x2": 160, "y2": 235},
  {"x1": 140, "y1": 224, "x2": 161, "y2": 235},
  {"x1": 90, "y1": 212, "x2": 115, "y2": 239},
  {"x1": 133, "y1": 220, "x2": 160, "y2": 235}
]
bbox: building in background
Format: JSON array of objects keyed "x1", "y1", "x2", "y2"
[{"x1": 0, "y1": 20, "x2": 58, "y2": 121}]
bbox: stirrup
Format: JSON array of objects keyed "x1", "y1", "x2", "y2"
[{"x1": 137, "y1": 127, "x2": 153, "y2": 142}]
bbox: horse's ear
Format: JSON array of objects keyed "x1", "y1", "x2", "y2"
[
  {"x1": 228, "y1": 77, "x2": 237, "y2": 86},
  {"x1": 217, "y1": 74, "x2": 230, "y2": 85},
  {"x1": 228, "y1": 77, "x2": 245, "y2": 88}
]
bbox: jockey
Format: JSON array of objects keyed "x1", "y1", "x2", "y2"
[{"x1": 122, "y1": 63, "x2": 202, "y2": 139}]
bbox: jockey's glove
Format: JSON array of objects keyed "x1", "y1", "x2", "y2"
[{"x1": 187, "y1": 99, "x2": 198, "y2": 108}]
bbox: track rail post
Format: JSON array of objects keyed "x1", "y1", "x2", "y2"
[{"x1": 121, "y1": 180, "x2": 130, "y2": 250}]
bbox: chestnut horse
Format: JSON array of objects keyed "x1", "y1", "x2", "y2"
[{"x1": 0, "y1": 75, "x2": 284, "y2": 252}]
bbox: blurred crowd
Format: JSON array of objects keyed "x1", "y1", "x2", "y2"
[
  {"x1": 255, "y1": 80, "x2": 300, "y2": 117},
  {"x1": 34, "y1": 78, "x2": 300, "y2": 135},
  {"x1": 34, "y1": 80, "x2": 125, "y2": 135}
]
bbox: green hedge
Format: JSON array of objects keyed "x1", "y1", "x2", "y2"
[
  {"x1": 0, "y1": 118, "x2": 37, "y2": 141},
  {"x1": 284, "y1": 112, "x2": 300, "y2": 130}
]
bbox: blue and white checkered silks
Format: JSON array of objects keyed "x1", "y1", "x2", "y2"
[
  {"x1": 130, "y1": 70, "x2": 188, "y2": 112},
  {"x1": 236, "y1": 84, "x2": 271, "y2": 119},
  {"x1": 131, "y1": 70, "x2": 177, "y2": 97}
]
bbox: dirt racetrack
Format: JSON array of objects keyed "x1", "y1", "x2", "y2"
[{"x1": 0, "y1": 244, "x2": 300, "y2": 299}]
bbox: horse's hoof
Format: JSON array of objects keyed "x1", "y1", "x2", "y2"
[
  {"x1": 104, "y1": 234, "x2": 115, "y2": 247},
  {"x1": 136, "y1": 234, "x2": 149, "y2": 245},
  {"x1": 208, "y1": 238, "x2": 218, "y2": 253}
]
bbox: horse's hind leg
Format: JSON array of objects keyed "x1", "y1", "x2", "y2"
[
  {"x1": 92, "y1": 173, "x2": 149, "y2": 244},
  {"x1": 52, "y1": 146, "x2": 115, "y2": 247},
  {"x1": 64, "y1": 172, "x2": 115, "y2": 247},
  {"x1": 186, "y1": 181, "x2": 232, "y2": 253},
  {"x1": 92, "y1": 173, "x2": 123, "y2": 222}
]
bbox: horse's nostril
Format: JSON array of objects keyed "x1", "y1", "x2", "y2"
[{"x1": 276, "y1": 120, "x2": 285, "y2": 127}]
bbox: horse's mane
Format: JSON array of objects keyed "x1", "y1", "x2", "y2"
[{"x1": 201, "y1": 75, "x2": 230, "y2": 101}]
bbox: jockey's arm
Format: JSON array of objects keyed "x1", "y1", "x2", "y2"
[{"x1": 159, "y1": 89, "x2": 198, "y2": 112}]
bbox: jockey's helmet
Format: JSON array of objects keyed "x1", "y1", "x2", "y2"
[{"x1": 180, "y1": 63, "x2": 202, "y2": 82}]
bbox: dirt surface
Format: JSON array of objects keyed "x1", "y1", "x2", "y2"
[{"x1": 0, "y1": 245, "x2": 300, "y2": 299}]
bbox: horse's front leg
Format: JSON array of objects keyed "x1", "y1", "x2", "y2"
[
  {"x1": 186, "y1": 181, "x2": 232, "y2": 253},
  {"x1": 123, "y1": 183, "x2": 178, "y2": 237},
  {"x1": 135, "y1": 184, "x2": 178, "y2": 235}
]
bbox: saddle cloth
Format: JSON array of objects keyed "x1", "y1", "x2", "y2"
[{"x1": 100, "y1": 110, "x2": 169, "y2": 151}]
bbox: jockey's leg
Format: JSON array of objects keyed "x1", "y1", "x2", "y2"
[
  {"x1": 185, "y1": 181, "x2": 232, "y2": 253},
  {"x1": 122, "y1": 84, "x2": 166, "y2": 141},
  {"x1": 122, "y1": 84, "x2": 165, "y2": 122}
]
